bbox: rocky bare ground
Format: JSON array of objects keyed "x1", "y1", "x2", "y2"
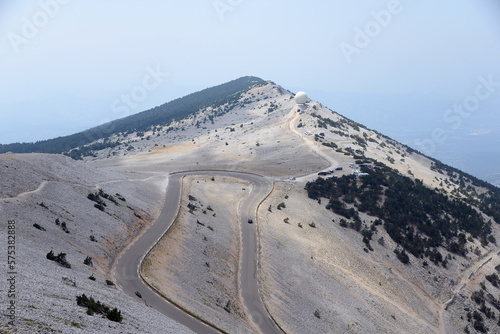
[{"x1": 0, "y1": 154, "x2": 193, "y2": 334}]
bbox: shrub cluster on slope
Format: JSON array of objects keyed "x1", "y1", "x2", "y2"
[
  {"x1": 305, "y1": 165, "x2": 497, "y2": 265},
  {"x1": 46, "y1": 250, "x2": 71, "y2": 268},
  {"x1": 76, "y1": 294, "x2": 123, "y2": 322},
  {"x1": 431, "y1": 160, "x2": 500, "y2": 223},
  {"x1": 87, "y1": 189, "x2": 119, "y2": 211},
  {"x1": 311, "y1": 109, "x2": 500, "y2": 196},
  {"x1": 466, "y1": 272, "x2": 500, "y2": 333}
]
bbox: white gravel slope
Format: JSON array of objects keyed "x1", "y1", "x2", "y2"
[{"x1": 0, "y1": 153, "x2": 193, "y2": 334}]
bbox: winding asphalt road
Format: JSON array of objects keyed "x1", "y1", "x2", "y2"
[{"x1": 113, "y1": 170, "x2": 284, "y2": 334}]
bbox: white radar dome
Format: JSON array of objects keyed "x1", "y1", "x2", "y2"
[{"x1": 295, "y1": 91, "x2": 309, "y2": 104}]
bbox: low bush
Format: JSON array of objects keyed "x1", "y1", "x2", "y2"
[
  {"x1": 46, "y1": 250, "x2": 71, "y2": 268},
  {"x1": 76, "y1": 294, "x2": 123, "y2": 323},
  {"x1": 84, "y1": 256, "x2": 93, "y2": 267},
  {"x1": 33, "y1": 223, "x2": 46, "y2": 231}
]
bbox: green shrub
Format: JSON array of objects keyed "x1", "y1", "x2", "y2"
[
  {"x1": 47, "y1": 250, "x2": 71, "y2": 268},
  {"x1": 106, "y1": 308, "x2": 123, "y2": 322},
  {"x1": 33, "y1": 223, "x2": 46, "y2": 231},
  {"x1": 84, "y1": 256, "x2": 93, "y2": 267},
  {"x1": 76, "y1": 294, "x2": 122, "y2": 323},
  {"x1": 187, "y1": 203, "x2": 197, "y2": 212},
  {"x1": 61, "y1": 222, "x2": 70, "y2": 234},
  {"x1": 394, "y1": 248, "x2": 410, "y2": 264},
  {"x1": 486, "y1": 273, "x2": 500, "y2": 287},
  {"x1": 46, "y1": 250, "x2": 56, "y2": 261}
]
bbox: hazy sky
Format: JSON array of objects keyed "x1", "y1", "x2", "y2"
[{"x1": 1, "y1": 1, "x2": 499, "y2": 178}]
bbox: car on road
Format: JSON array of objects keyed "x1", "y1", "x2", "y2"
[
  {"x1": 289, "y1": 177, "x2": 296, "y2": 181},
  {"x1": 248, "y1": 218, "x2": 253, "y2": 224},
  {"x1": 335, "y1": 167, "x2": 343, "y2": 171},
  {"x1": 318, "y1": 172, "x2": 329, "y2": 176},
  {"x1": 135, "y1": 291, "x2": 142, "y2": 298}
]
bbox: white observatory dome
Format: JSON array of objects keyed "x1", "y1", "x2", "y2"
[{"x1": 295, "y1": 91, "x2": 309, "y2": 104}]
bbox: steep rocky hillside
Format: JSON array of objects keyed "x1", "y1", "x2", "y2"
[
  {"x1": 0, "y1": 154, "x2": 193, "y2": 334},
  {"x1": 2, "y1": 78, "x2": 499, "y2": 333}
]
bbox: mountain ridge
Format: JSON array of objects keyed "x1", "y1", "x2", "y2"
[
  {"x1": 0, "y1": 76, "x2": 265, "y2": 156},
  {"x1": 2, "y1": 75, "x2": 497, "y2": 191}
]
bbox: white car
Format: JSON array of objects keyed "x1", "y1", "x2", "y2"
[{"x1": 289, "y1": 177, "x2": 296, "y2": 181}]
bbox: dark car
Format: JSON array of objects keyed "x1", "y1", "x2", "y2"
[
  {"x1": 335, "y1": 167, "x2": 343, "y2": 171},
  {"x1": 248, "y1": 218, "x2": 253, "y2": 224},
  {"x1": 135, "y1": 291, "x2": 142, "y2": 298},
  {"x1": 318, "y1": 172, "x2": 328, "y2": 176}
]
